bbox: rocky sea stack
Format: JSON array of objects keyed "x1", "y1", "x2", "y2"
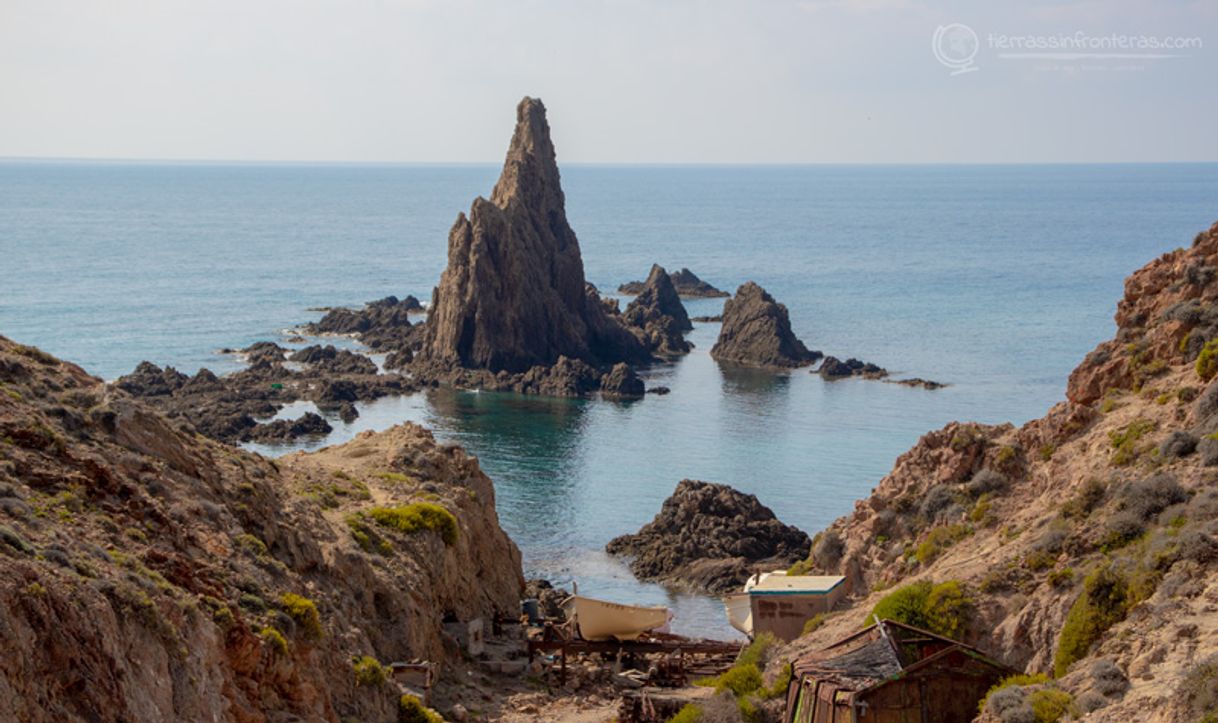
[
  {"x1": 622, "y1": 263, "x2": 692, "y2": 356},
  {"x1": 606, "y1": 479, "x2": 811, "y2": 593},
  {"x1": 618, "y1": 267, "x2": 728, "y2": 298},
  {"x1": 710, "y1": 282, "x2": 822, "y2": 368},
  {"x1": 417, "y1": 97, "x2": 647, "y2": 375}
]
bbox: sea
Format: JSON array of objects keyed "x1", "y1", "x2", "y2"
[{"x1": 3, "y1": 160, "x2": 1217, "y2": 638}]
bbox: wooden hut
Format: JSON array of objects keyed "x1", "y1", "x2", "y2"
[{"x1": 785, "y1": 619, "x2": 1014, "y2": 723}]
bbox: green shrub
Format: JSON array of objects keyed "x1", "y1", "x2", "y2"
[
  {"x1": 737, "y1": 631, "x2": 778, "y2": 668},
  {"x1": 346, "y1": 513, "x2": 393, "y2": 554},
  {"x1": 234, "y1": 533, "x2": 268, "y2": 557},
  {"x1": 259, "y1": 626, "x2": 289, "y2": 655},
  {"x1": 1053, "y1": 563, "x2": 1129, "y2": 677},
  {"x1": 761, "y1": 663, "x2": 792, "y2": 699},
  {"x1": 870, "y1": 580, "x2": 973, "y2": 638},
  {"x1": 1197, "y1": 340, "x2": 1218, "y2": 380},
  {"x1": 1029, "y1": 688, "x2": 1076, "y2": 722},
  {"x1": 398, "y1": 694, "x2": 442, "y2": 723},
  {"x1": 979, "y1": 673, "x2": 1050, "y2": 714},
  {"x1": 1109, "y1": 419, "x2": 1156, "y2": 466},
  {"x1": 667, "y1": 704, "x2": 703, "y2": 723},
  {"x1": 1039, "y1": 444, "x2": 1057, "y2": 461},
  {"x1": 280, "y1": 593, "x2": 323, "y2": 640},
  {"x1": 376, "y1": 471, "x2": 410, "y2": 484},
  {"x1": 915, "y1": 524, "x2": 971, "y2": 564},
  {"x1": 1047, "y1": 567, "x2": 1075, "y2": 588},
  {"x1": 801, "y1": 613, "x2": 828, "y2": 636},
  {"x1": 711, "y1": 663, "x2": 763, "y2": 697},
  {"x1": 368, "y1": 503, "x2": 458, "y2": 546},
  {"x1": 353, "y1": 655, "x2": 388, "y2": 686}
]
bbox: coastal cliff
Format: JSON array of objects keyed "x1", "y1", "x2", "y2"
[
  {"x1": 773, "y1": 221, "x2": 1218, "y2": 722},
  {"x1": 0, "y1": 336, "x2": 521, "y2": 721}
]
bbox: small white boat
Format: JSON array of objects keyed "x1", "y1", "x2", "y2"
[
  {"x1": 561, "y1": 595, "x2": 670, "y2": 641},
  {"x1": 724, "y1": 592, "x2": 753, "y2": 635},
  {"x1": 723, "y1": 570, "x2": 788, "y2": 636}
]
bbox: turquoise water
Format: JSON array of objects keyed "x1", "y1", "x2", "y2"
[{"x1": 3, "y1": 161, "x2": 1217, "y2": 637}]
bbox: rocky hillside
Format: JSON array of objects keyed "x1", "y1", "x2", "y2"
[
  {"x1": 777, "y1": 222, "x2": 1218, "y2": 722},
  {"x1": 0, "y1": 336, "x2": 521, "y2": 722}
]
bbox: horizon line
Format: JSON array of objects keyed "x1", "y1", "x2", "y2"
[{"x1": 2, "y1": 155, "x2": 1217, "y2": 169}]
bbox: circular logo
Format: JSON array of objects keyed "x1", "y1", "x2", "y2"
[{"x1": 933, "y1": 23, "x2": 979, "y2": 75}]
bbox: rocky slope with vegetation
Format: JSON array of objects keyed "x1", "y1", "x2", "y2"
[
  {"x1": 0, "y1": 335, "x2": 522, "y2": 722},
  {"x1": 764, "y1": 221, "x2": 1218, "y2": 723}
]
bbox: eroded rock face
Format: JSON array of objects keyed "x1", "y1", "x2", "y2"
[
  {"x1": 710, "y1": 282, "x2": 821, "y2": 368},
  {"x1": 606, "y1": 479, "x2": 811, "y2": 593},
  {"x1": 623, "y1": 264, "x2": 692, "y2": 356},
  {"x1": 420, "y1": 98, "x2": 647, "y2": 374}
]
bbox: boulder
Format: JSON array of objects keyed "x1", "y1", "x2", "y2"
[
  {"x1": 710, "y1": 282, "x2": 821, "y2": 368},
  {"x1": 600, "y1": 363, "x2": 645, "y2": 398},
  {"x1": 606, "y1": 479, "x2": 811, "y2": 593},
  {"x1": 419, "y1": 98, "x2": 647, "y2": 373}
]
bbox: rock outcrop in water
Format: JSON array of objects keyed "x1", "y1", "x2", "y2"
[
  {"x1": 619, "y1": 268, "x2": 728, "y2": 298},
  {"x1": 306, "y1": 295, "x2": 422, "y2": 352},
  {"x1": 818, "y1": 355, "x2": 888, "y2": 380},
  {"x1": 710, "y1": 282, "x2": 821, "y2": 368},
  {"x1": 417, "y1": 97, "x2": 647, "y2": 376},
  {"x1": 606, "y1": 479, "x2": 811, "y2": 593},
  {"x1": 623, "y1": 264, "x2": 692, "y2": 356},
  {"x1": 0, "y1": 335, "x2": 522, "y2": 721}
]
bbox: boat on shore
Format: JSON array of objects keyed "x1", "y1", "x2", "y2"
[
  {"x1": 723, "y1": 570, "x2": 786, "y2": 636},
  {"x1": 561, "y1": 595, "x2": 671, "y2": 641}
]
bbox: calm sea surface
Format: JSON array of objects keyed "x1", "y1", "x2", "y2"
[{"x1": 3, "y1": 161, "x2": 1217, "y2": 637}]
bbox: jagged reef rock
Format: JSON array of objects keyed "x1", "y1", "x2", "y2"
[
  {"x1": 818, "y1": 355, "x2": 888, "y2": 380},
  {"x1": 619, "y1": 268, "x2": 728, "y2": 298},
  {"x1": 606, "y1": 480, "x2": 811, "y2": 593},
  {"x1": 418, "y1": 97, "x2": 647, "y2": 375},
  {"x1": 0, "y1": 335, "x2": 522, "y2": 722},
  {"x1": 117, "y1": 355, "x2": 413, "y2": 444},
  {"x1": 623, "y1": 264, "x2": 692, "y2": 356},
  {"x1": 245, "y1": 411, "x2": 333, "y2": 442},
  {"x1": 306, "y1": 295, "x2": 421, "y2": 351},
  {"x1": 710, "y1": 282, "x2": 822, "y2": 368}
]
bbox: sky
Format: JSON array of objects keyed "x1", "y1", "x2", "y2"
[{"x1": 0, "y1": 0, "x2": 1215, "y2": 164}]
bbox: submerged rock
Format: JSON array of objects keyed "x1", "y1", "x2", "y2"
[
  {"x1": 418, "y1": 97, "x2": 647, "y2": 375},
  {"x1": 606, "y1": 479, "x2": 811, "y2": 593},
  {"x1": 710, "y1": 282, "x2": 821, "y2": 368}
]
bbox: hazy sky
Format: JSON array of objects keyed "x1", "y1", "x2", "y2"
[{"x1": 1, "y1": 0, "x2": 1214, "y2": 163}]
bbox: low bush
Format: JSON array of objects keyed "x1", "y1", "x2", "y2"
[
  {"x1": 1029, "y1": 688, "x2": 1075, "y2": 722},
  {"x1": 1180, "y1": 654, "x2": 1218, "y2": 723},
  {"x1": 398, "y1": 694, "x2": 442, "y2": 723},
  {"x1": 870, "y1": 580, "x2": 973, "y2": 638},
  {"x1": 1197, "y1": 340, "x2": 1218, "y2": 381},
  {"x1": 667, "y1": 704, "x2": 703, "y2": 723},
  {"x1": 353, "y1": 655, "x2": 387, "y2": 686},
  {"x1": 915, "y1": 524, "x2": 971, "y2": 564},
  {"x1": 1061, "y1": 479, "x2": 1106, "y2": 520},
  {"x1": 919, "y1": 485, "x2": 957, "y2": 521},
  {"x1": 1109, "y1": 419, "x2": 1156, "y2": 466},
  {"x1": 1160, "y1": 431, "x2": 1198, "y2": 458},
  {"x1": 1102, "y1": 512, "x2": 1146, "y2": 550},
  {"x1": 1120, "y1": 474, "x2": 1189, "y2": 520},
  {"x1": 968, "y1": 469, "x2": 1007, "y2": 497},
  {"x1": 259, "y1": 626, "x2": 289, "y2": 655},
  {"x1": 1053, "y1": 563, "x2": 1130, "y2": 677},
  {"x1": 1090, "y1": 658, "x2": 1129, "y2": 696},
  {"x1": 801, "y1": 613, "x2": 828, "y2": 636},
  {"x1": 368, "y1": 503, "x2": 458, "y2": 546},
  {"x1": 280, "y1": 593, "x2": 323, "y2": 640}
]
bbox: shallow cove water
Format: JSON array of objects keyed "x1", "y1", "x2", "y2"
[{"x1": 4, "y1": 161, "x2": 1218, "y2": 638}]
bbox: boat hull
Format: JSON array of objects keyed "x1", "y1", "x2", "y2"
[
  {"x1": 561, "y1": 595, "x2": 670, "y2": 641},
  {"x1": 724, "y1": 592, "x2": 753, "y2": 636}
]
